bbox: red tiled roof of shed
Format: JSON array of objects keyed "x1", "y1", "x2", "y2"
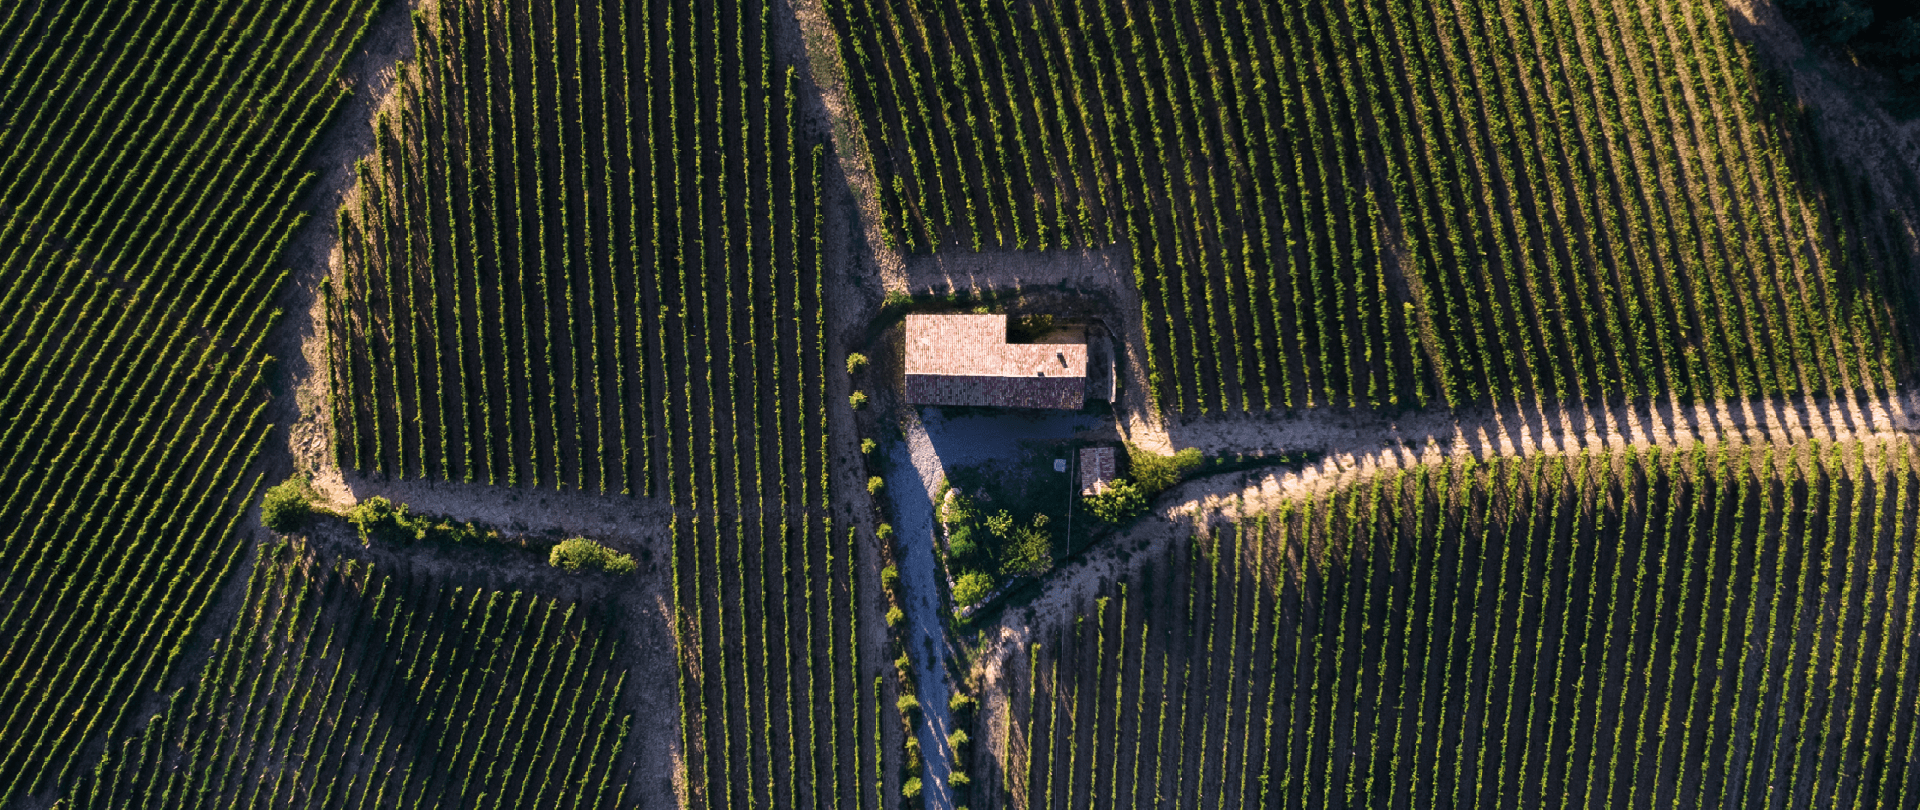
[{"x1": 1079, "y1": 446, "x2": 1116, "y2": 494}]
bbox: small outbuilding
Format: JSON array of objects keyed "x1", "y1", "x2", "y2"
[
  {"x1": 1078, "y1": 446, "x2": 1116, "y2": 495},
  {"x1": 903, "y1": 313, "x2": 1088, "y2": 409}
]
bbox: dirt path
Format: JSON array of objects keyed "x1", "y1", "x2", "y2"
[
  {"x1": 784, "y1": 0, "x2": 905, "y2": 292},
  {"x1": 879, "y1": 421, "x2": 961, "y2": 810},
  {"x1": 282, "y1": 1, "x2": 433, "y2": 502},
  {"x1": 1163, "y1": 388, "x2": 1915, "y2": 461}
]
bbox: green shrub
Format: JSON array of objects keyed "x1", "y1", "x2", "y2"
[
  {"x1": 860, "y1": 438, "x2": 876, "y2": 454},
  {"x1": 1084, "y1": 478, "x2": 1148, "y2": 523},
  {"x1": 849, "y1": 390, "x2": 868, "y2": 409},
  {"x1": 1126, "y1": 444, "x2": 1203, "y2": 494},
  {"x1": 949, "y1": 770, "x2": 971, "y2": 787},
  {"x1": 897, "y1": 693, "x2": 919, "y2": 715},
  {"x1": 881, "y1": 565, "x2": 900, "y2": 592},
  {"x1": 261, "y1": 475, "x2": 317, "y2": 532},
  {"x1": 984, "y1": 510, "x2": 1014, "y2": 538},
  {"x1": 1001, "y1": 524, "x2": 1052, "y2": 576},
  {"x1": 953, "y1": 572, "x2": 993, "y2": 606},
  {"x1": 939, "y1": 492, "x2": 976, "y2": 525},
  {"x1": 886, "y1": 605, "x2": 905, "y2": 627},
  {"x1": 549, "y1": 538, "x2": 638, "y2": 575},
  {"x1": 846, "y1": 352, "x2": 869, "y2": 374},
  {"x1": 947, "y1": 729, "x2": 970, "y2": 750},
  {"x1": 902, "y1": 777, "x2": 923, "y2": 799},
  {"x1": 950, "y1": 693, "x2": 977, "y2": 713},
  {"x1": 948, "y1": 529, "x2": 978, "y2": 562},
  {"x1": 345, "y1": 496, "x2": 413, "y2": 544},
  {"x1": 876, "y1": 523, "x2": 894, "y2": 540},
  {"x1": 345, "y1": 496, "x2": 503, "y2": 546},
  {"x1": 867, "y1": 475, "x2": 884, "y2": 494}
]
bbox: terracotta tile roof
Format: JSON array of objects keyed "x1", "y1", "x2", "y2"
[
  {"x1": 904, "y1": 314, "x2": 1089, "y2": 409},
  {"x1": 1079, "y1": 446, "x2": 1116, "y2": 495}
]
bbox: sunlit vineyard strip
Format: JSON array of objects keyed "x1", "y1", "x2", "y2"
[{"x1": 982, "y1": 440, "x2": 1920, "y2": 808}]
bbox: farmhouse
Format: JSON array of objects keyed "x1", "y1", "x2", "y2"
[{"x1": 904, "y1": 313, "x2": 1088, "y2": 409}]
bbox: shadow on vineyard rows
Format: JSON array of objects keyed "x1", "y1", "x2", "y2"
[{"x1": 54, "y1": 540, "x2": 654, "y2": 808}]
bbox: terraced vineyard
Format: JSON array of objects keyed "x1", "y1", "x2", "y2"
[
  {"x1": 325, "y1": 1, "x2": 877, "y2": 807},
  {"x1": 979, "y1": 441, "x2": 1920, "y2": 808},
  {"x1": 823, "y1": 0, "x2": 1916, "y2": 413},
  {"x1": 0, "y1": 1, "x2": 380, "y2": 801},
  {"x1": 57, "y1": 542, "x2": 641, "y2": 809}
]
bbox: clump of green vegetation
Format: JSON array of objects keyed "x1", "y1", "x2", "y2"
[
  {"x1": 1126, "y1": 444, "x2": 1203, "y2": 495},
  {"x1": 952, "y1": 571, "x2": 994, "y2": 606},
  {"x1": 846, "y1": 352, "x2": 869, "y2": 374},
  {"x1": 261, "y1": 475, "x2": 320, "y2": 532},
  {"x1": 939, "y1": 485, "x2": 1055, "y2": 612},
  {"x1": 860, "y1": 438, "x2": 877, "y2": 454},
  {"x1": 848, "y1": 391, "x2": 869, "y2": 409},
  {"x1": 345, "y1": 496, "x2": 502, "y2": 546},
  {"x1": 549, "y1": 538, "x2": 637, "y2": 575},
  {"x1": 1083, "y1": 478, "x2": 1147, "y2": 523},
  {"x1": 344, "y1": 497, "x2": 410, "y2": 543},
  {"x1": 999, "y1": 520, "x2": 1052, "y2": 576},
  {"x1": 867, "y1": 475, "x2": 884, "y2": 494}
]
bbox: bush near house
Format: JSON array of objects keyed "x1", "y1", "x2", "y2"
[{"x1": 1083, "y1": 479, "x2": 1147, "y2": 523}]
